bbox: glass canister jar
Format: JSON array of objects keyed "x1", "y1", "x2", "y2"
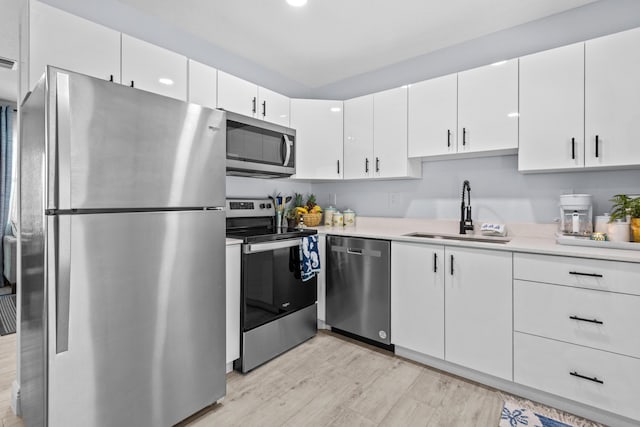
[
  {"x1": 343, "y1": 209, "x2": 356, "y2": 227},
  {"x1": 324, "y1": 206, "x2": 336, "y2": 226},
  {"x1": 332, "y1": 211, "x2": 344, "y2": 227}
]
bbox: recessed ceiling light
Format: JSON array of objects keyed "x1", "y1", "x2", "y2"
[
  {"x1": 287, "y1": 0, "x2": 307, "y2": 7},
  {"x1": 330, "y1": 107, "x2": 341, "y2": 112},
  {"x1": 507, "y1": 112, "x2": 519, "y2": 118},
  {"x1": 158, "y1": 77, "x2": 174, "y2": 86}
]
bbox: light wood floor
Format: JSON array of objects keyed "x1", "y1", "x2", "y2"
[
  {"x1": 0, "y1": 333, "x2": 22, "y2": 427},
  {"x1": 185, "y1": 332, "x2": 505, "y2": 427},
  {"x1": 0, "y1": 331, "x2": 600, "y2": 427}
]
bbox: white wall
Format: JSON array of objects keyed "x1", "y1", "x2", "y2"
[
  {"x1": 311, "y1": 155, "x2": 640, "y2": 224},
  {"x1": 226, "y1": 176, "x2": 312, "y2": 200}
]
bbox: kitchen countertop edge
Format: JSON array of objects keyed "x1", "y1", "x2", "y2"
[{"x1": 312, "y1": 219, "x2": 640, "y2": 264}]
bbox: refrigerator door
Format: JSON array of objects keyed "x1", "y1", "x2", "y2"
[
  {"x1": 47, "y1": 210, "x2": 226, "y2": 427},
  {"x1": 50, "y1": 68, "x2": 226, "y2": 210},
  {"x1": 20, "y1": 75, "x2": 48, "y2": 427}
]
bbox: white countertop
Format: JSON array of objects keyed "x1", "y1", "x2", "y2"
[
  {"x1": 226, "y1": 238, "x2": 242, "y2": 246},
  {"x1": 312, "y1": 217, "x2": 640, "y2": 263}
]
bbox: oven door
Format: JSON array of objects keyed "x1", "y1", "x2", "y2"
[{"x1": 241, "y1": 238, "x2": 317, "y2": 331}]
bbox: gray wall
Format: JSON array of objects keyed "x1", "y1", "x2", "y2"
[
  {"x1": 226, "y1": 176, "x2": 312, "y2": 201},
  {"x1": 311, "y1": 155, "x2": 640, "y2": 224}
]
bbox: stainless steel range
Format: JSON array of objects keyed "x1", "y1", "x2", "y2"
[{"x1": 226, "y1": 198, "x2": 318, "y2": 373}]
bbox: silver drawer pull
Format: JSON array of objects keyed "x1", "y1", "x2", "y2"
[
  {"x1": 569, "y1": 315, "x2": 604, "y2": 325},
  {"x1": 570, "y1": 371, "x2": 604, "y2": 384},
  {"x1": 569, "y1": 271, "x2": 603, "y2": 278},
  {"x1": 347, "y1": 248, "x2": 362, "y2": 255}
]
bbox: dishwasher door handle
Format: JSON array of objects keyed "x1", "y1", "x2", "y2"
[{"x1": 331, "y1": 245, "x2": 382, "y2": 257}]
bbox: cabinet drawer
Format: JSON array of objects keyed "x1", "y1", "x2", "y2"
[
  {"x1": 515, "y1": 280, "x2": 640, "y2": 358},
  {"x1": 514, "y1": 332, "x2": 640, "y2": 421},
  {"x1": 514, "y1": 253, "x2": 640, "y2": 295}
]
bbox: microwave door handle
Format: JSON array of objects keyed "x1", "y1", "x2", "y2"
[{"x1": 282, "y1": 134, "x2": 292, "y2": 166}]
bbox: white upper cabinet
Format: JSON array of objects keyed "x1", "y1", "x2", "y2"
[
  {"x1": 217, "y1": 71, "x2": 258, "y2": 117},
  {"x1": 28, "y1": 0, "x2": 121, "y2": 91},
  {"x1": 291, "y1": 99, "x2": 344, "y2": 180},
  {"x1": 121, "y1": 35, "x2": 187, "y2": 100},
  {"x1": 458, "y1": 59, "x2": 519, "y2": 154},
  {"x1": 218, "y1": 70, "x2": 290, "y2": 126},
  {"x1": 519, "y1": 43, "x2": 584, "y2": 172},
  {"x1": 188, "y1": 59, "x2": 217, "y2": 109},
  {"x1": 258, "y1": 87, "x2": 290, "y2": 127},
  {"x1": 408, "y1": 74, "x2": 458, "y2": 157},
  {"x1": 343, "y1": 94, "x2": 374, "y2": 179},
  {"x1": 373, "y1": 87, "x2": 421, "y2": 178},
  {"x1": 391, "y1": 242, "x2": 445, "y2": 359},
  {"x1": 585, "y1": 27, "x2": 640, "y2": 168}
]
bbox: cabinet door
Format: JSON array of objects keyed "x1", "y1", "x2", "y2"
[
  {"x1": 290, "y1": 99, "x2": 344, "y2": 180},
  {"x1": 445, "y1": 247, "x2": 512, "y2": 380},
  {"x1": 343, "y1": 94, "x2": 374, "y2": 179},
  {"x1": 585, "y1": 27, "x2": 640, "y2": 168},
  {"x1": 29, "y1": 1, "x2": 120, "y2": 90},
  {"x1": 258, "y1": 86, "x2": 290, "y2": 127},
  {"x1": 458, "y1": 59, "x2": 519, "y2": 153},
  {"x1": 225, "y1": 244, "x2": 240, "y2": 366},
  {"x1": 217, "y1": 70, "x2": 258, "y2": 117},
  {"x1": 408, "y1": 74, "x2": 458, "y2": 157},
  {"x1": 121, "y1": 35, "x2": 187, "y2": 101},
  {"x1": 519, "y1": 43, "x2": 584, "y2": 172},
  {"x1": 188, "y1": 59, "x2": 217, "y2": 109},
  {"x1": 391, "y1": 242, "x2": 445, "y2": 359},
  {"x1": 373, "y1": 86, "x2": 409, "y2": 178}
]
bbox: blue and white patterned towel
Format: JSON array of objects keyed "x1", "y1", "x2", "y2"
[{"x1": 300, "y1": 235, "x2": 321, "y2": 282}]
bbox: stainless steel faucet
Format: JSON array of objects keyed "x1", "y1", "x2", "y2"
[{"x1": 460, "y1": 180, "x2": 473, "y2": 234}]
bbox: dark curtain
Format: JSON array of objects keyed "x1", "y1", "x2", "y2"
[{"x1": 0, "y1": 105, "x2": 14, "y2": 280}]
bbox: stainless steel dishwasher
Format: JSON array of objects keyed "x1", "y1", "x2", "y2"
[{"x1": 326, "y1": 236, "x2": 391, "y2": 346}]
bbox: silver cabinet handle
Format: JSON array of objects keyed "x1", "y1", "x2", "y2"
[{"x1": 347, "y1": 248, "x2": 362, "y2": 255}]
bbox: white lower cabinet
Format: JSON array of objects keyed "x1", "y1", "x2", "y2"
[
  {"x1": 391, "y1": 243, "x2": 512, "y2": 380},
  {"x1": 513, "y1": 252, "x2": 640, "y2": 423},
  {"x1": 391, "y1": 242, "x2": 445, "y2": 359},
  {"x1": 444, "y1": 247, "x2": 513, "y2": 380},
  {"x1": 225, "y1": 244, "x2": 240, "y2": 367},
  {"x1": 515, "y1": 332, "x2": 640, "y2": 421}
]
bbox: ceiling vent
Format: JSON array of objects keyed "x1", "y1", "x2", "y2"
[{"x1": 0, "y1": 57, "x2": 16, "y2": 70}]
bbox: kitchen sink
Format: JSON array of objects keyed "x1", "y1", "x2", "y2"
[{"x1": 404, "y1": 232, "x2": 511, "y2": 244}]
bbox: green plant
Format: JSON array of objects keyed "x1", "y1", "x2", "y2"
[
  {"x1": 628, "y1": 197, "x2": 640, "y2": 219},
  {"x1": 609, "y1": 194, "x2": 633, "y2": 222}
]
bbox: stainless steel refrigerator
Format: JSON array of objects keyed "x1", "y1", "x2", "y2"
[{"x1": 20, "y1": 67, "x2": 227, "y2": 427}]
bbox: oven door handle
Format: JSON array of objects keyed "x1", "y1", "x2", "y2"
[{"x1": 244, "y1": 238, "x2": 301, "y2": 254}]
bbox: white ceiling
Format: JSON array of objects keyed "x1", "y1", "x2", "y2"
[{"x1": 118, "y1": 0, "x2": 596, "y2": 88}]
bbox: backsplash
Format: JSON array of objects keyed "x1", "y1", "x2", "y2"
[
  {"x1": 311, "y1": 155, "x2": 640, "y2": 224},
  {"x1": 226, "y1": 176, "x2": 312, "y2": 199}
]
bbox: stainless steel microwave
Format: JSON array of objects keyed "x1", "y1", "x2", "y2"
[{"x1": 224, "y1": 111, "x2": 296, "y2": 178}]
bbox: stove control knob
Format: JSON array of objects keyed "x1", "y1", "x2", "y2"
[
  {"x1": 267, "y1": 203, "x2": 272, "y2": 208},
  {"x1": 259, "y1": 203, "x2": 266, "y2": 209}
]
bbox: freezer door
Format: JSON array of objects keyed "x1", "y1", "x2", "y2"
[
  {"x1": 51, "y1": 68, "x2": 225, "y2": 210},
  {"x1": 47, "y1": 210, "x2": 226, "y2": 427}
]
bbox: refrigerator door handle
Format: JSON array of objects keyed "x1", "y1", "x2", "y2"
[
  {"x1": 55, "y1": 215, "x2": 72, "y2": 354},
  {"x1": 56, "y1": 72, "x2": 72, "y2": 210}
]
